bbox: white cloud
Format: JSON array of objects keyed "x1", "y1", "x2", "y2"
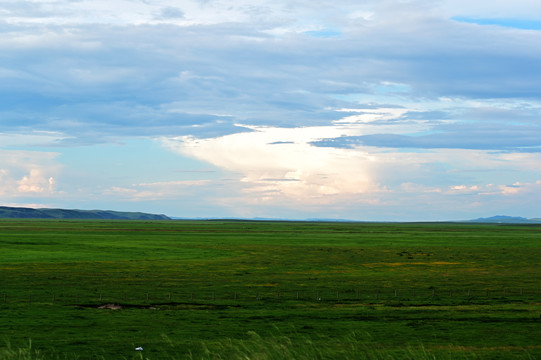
[
  {"x1": 333, "y1": 108, "x2": 409, "y2": 124},
  {"x1": 5, "y1": 0, "x2": 538, "y2": 34},
  {"x1": 449, "y1": 185, "x2": 479, "y2": 192},
  {"x1": 159, "y1": 112, "x2": 541, "y2": 218},
  {"x1": 1, "y1": 0, "x2": 541, "y2": 220},
  {"x1": 0, "y1": 150, "x2": 61, "y2": 198},
  {"x1": 17, "y1": 169, "x2": 56, "y2": 193},
  {"x1": 3, "y1": 0, "x2": 541, "y2": 139},
  {"x1": 163, "y1": 125, "x2": 380, "y2": 205},
  {"x1": 439, "y1": 0, "x2": 541, "y2": 18}
]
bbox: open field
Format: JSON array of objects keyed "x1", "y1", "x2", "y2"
[{"x1": 0, "y1": 220, "x2": 540, "y2": 359}]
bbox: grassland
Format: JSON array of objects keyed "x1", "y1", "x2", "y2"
[{"x1": 0, "y1": 220, "x2": 540, "y2": 359}]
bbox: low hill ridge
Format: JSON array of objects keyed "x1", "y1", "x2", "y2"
[
  {"x1": 0, "y1": 206, "x2": 170, "y2": 220},
  {"x1": 468, "y1": 215, "x2": 541, "y2": 224}
]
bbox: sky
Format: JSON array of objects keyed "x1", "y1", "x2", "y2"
[{"x1": 1, "y1": 0, "x2": 540, "y2": 221}]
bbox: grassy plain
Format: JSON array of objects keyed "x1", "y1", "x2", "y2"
[{"x1": 0, "y1": 220, "x2": 540, "y2": 359}]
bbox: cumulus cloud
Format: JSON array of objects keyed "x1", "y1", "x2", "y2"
[
  {"x1": 0, "y1": 150, "x2": 61, "y2": 198},
  {"x1": 162, "y1": 125, "x2": 380, "y2": 205},
  {"x1": 17, "y1": 169, "x2": 56, "y2": 193},
  {"x1": 161, "y1": 117, "x2": 541, "y2": 217}
]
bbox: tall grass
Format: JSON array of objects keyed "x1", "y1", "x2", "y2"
[
  {"x1": 1, "y1": 332, "x2": 535, "y2": 360},
  {"x1": 0, "y1": 340, "x2": 45, "y2": 360},
  {"x1": 182, "y1": 331, "x2": 494, "y2": 360}
]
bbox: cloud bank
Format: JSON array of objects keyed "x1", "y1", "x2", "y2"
[{"x1": 1, "y1": 0, "x2": 540, "y2": 220}]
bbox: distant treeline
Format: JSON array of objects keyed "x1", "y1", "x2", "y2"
[{"x1": 0, "y1": 206, "x2": 170, "y2": 220}]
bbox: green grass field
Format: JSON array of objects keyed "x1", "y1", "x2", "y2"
[{"x1": 0, "y1": 220, "x2": 540, "y2": 359}]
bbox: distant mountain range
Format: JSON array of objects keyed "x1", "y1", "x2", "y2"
[
  {"x1": 0, "y1": 206, "x2": 170, "y2": 220},
  {"x1": 0, "y1": 206, "x2": 538, "y2": 223},
  {"x1": 174, "y1": 215, "x2": 541, "y2": 223},
  {"x1": 466, "y1": 215, "x2": 541, "y2": 224}
]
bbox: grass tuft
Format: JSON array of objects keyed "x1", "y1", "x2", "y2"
[{"x1": 0, "y1": 340, "x2": 44, "y2": 360}]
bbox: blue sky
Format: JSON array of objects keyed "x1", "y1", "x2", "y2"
[{"x1": 1, "y1": 0, "x2": 540, "y2": 221}]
